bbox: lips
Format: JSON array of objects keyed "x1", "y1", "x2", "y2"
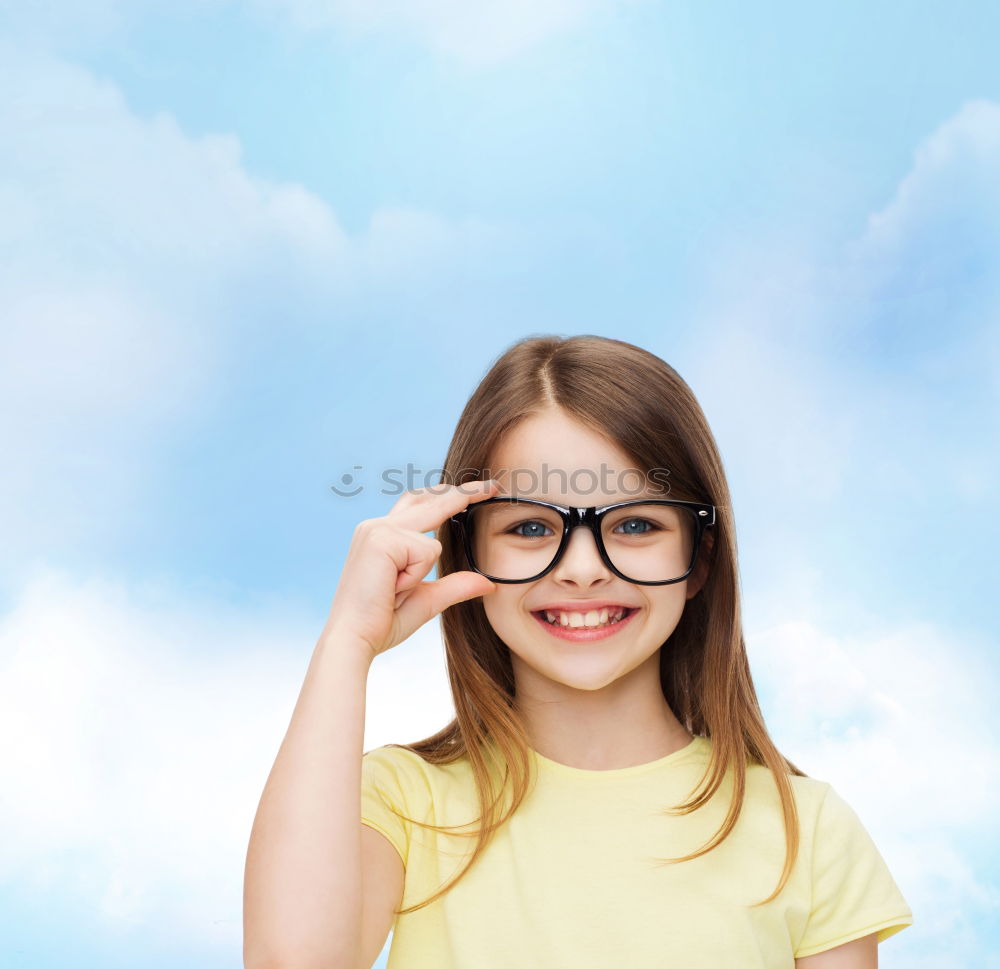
[
  {"x1": 531, "y1": 602, "x2": 639, "y2": 627},
  {"x1": 534, "y1": 606, "x2": 634, "y2": 627},
  {"x1": 530, "y1": 606, "x2": 640, "y2": 641},
  {"x1": 532, "y1": 600, "x2": 639, "y2": 613}
]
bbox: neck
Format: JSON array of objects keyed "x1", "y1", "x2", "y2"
[{"x1": 512, "y1": 651, "x2": 691, "y2": 770}]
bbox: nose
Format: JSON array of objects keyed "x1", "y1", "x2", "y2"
[{"x1": 550, "y1": 525, "x2": 612, "y2": 586}]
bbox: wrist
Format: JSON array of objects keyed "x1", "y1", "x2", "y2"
[{"x1": 316, "y1": 622, "x2": 378, "y2": 672}]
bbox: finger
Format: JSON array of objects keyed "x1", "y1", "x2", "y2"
[
  {"x1": 392, "y1": 535, "x2": 442, "y2": 592},
  {"x1": 394, "y1": 572, "x2": 497, "y2": 634},
  {"x1": 386, "y1": 478, "x2": 500, "y2": 536}
]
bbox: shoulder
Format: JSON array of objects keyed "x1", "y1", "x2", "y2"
[
  {"x1": 362, "y1": 743, "x2": 478, "y2": 806},
  {"x1": 787, "y1": 773, "x2": 837, "y2": 823},
  {"x1": 773, "y1": 773, "x2": 877, "y2": 846},
  {"x1": 800, "y1": 780, "x2": 887, "y2": 860},
  {"x1": 362, "y1": 743, "x2": 427, "y2": 771},
  {"x1": 745, "y1": 763, "x2": 875, "y2": 841},
  {"x1": 787, "y1": 778, "x2": 914, "y2": 953},
  {"x1": 743, "y1": 758, "x2": 832, "y2": 818},
  {"x1": 362, "y1": 744, "x2": 433, "y2": 797},
  {"x1": 363, "y1": 742, "x2": 474, "y2": 778}
]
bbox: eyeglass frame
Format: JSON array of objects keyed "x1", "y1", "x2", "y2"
[{"x1": 449, "y1": 496, "x2": 716, "y2": 586}]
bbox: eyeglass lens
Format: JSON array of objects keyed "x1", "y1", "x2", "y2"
[{"x1": 466, "y1": 501, "x2": 697, "y2": 583}]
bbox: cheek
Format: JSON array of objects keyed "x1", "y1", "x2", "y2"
[
  {"x1": 481, "y1": 592, "x2": 539, "y2": 652},
  {"x1": 481, "y1": 593, "x2": 518, "y2": 637},
  {"x1": 483, "y1": 592, "x2": 510, "y2": 634},
  {"x1": 658, "y1": 590, "x2": 690, "y2": 627}
]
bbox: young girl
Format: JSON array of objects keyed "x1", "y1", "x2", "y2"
[{"x1": 243, "y1": 334, "x2": 914, "y2": 969}]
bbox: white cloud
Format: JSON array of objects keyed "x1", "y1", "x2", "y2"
[
  {"x1": 249, "y1": 0, "x2": 645, "y2": 65},
  {"x1": 750, "y1": 617, "x2": 1000, "y2": 969},
  {"x1": 0, "y1": 45, "x2": 349, "y2": 283},
  {"x1": 0, "y1": 0, "x2": 648, "y2": 66},
  {"x1": 0, "y1": 27, "x2": 997, "y2": 969},
  {"x1": 363, "y1": 608, "x2": 459, "y2": 752},
  {"x1": 753, "y1": 618, "x2": 999, "y2": 825},
  {"x1": 681, "y1": 99, "x2": 1000, "y2": 631},
  {"x1": 678, "y1": 98, "x2": 1000, "y2": 966},
  {"x1": 0, "y1": 43, "x2": 341, "y2": 566},
  {"x1": 2, "y1": 564, "x2": 996, "y2": 966},
  {"x1": 0, "y1": 43, "x2": 506, "y2": 581},
  {"x1": 0, "y1": 0, "x2": 126, "y2": 49},
  {"x1": 853, "y1": 99, "x2": 1000, "y2": 268},
  {"x1": 0, "y1": 564, "x2": 456, "y2": 944},
  {"x1": 843, "y1": 97, "x2": 1000, "y2": 419}
]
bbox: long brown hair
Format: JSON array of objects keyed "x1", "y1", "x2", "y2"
[{"x1": 378, "y1": 333, "x2": 808, "y2": 916}]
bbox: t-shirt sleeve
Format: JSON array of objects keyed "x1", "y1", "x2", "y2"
[
  {"x1": 794, "y1": 783, "x2": 914, "y2": 958},
  {"x1": 360, "y1": 745, "x2": 416, "y2": 870}
]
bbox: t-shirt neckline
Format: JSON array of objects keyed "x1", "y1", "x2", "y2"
[{"x1": 528, "y1": 733, "x2": 708, "y2": 779}]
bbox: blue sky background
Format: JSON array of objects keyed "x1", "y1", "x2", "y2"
[{"x1": 1, "y1": 2, "x2": 998, "y2": 967}]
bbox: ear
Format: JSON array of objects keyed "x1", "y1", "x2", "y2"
[{"x1": 685, "y1": 530, "x2": 714, "y2": 600}]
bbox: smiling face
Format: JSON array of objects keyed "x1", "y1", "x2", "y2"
[{"x1": 481, "y1": 405, "x2": 709, "y2": 699}]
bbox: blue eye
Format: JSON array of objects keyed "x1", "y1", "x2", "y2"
[
  {"x1": 511, "y1": 520, "x2": 553, "y2": 539},
  {"x1": 614, "y1": 518, "x2": 656, "y2": 535}
]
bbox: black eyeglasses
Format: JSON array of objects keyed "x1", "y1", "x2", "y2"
[{"x1": 450, "y1": 497, "x2": 716, "y2": 586}]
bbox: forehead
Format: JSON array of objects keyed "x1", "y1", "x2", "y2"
[{"x1": 486, "y1": 410, "x2": 662, "y2": 503}]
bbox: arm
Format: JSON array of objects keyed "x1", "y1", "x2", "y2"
[
  {"x1": 243, "y1": 482, "x2": 499, "y2": 969},
  {"x1": 243, "y1": 625, "x2": 372, "y2": 969},
  {"x1": 795, "y1": 932, "x2": 877, "y2": 969}
]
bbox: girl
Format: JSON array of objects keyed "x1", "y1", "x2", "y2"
[{"x1": 244, "y1": 334, "x2": 913, "y2": 969}]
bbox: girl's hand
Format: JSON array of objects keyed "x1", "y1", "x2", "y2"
[{"x1": 323, "y1": 479, "x2": 500, "y2": 663}]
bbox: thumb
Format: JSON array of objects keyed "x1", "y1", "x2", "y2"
[
  {"x1": 443, "y1": 571, "x2": 498, "y2": 606},
  {"x1": 395, "y1": 572, "x2": 496, "y2": 633}
]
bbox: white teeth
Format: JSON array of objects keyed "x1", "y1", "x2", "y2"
[{"x1": 542, "y1": 607, "x2": 628, "y2": 629}]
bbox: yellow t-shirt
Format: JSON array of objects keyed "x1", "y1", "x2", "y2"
[{"x1": 360, "y1": 734, "x2": 912, "y2": 968}]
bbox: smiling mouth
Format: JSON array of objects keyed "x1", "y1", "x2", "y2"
[{"x1": 532, "y1": 607, "x2": 639, "y2": 630}]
